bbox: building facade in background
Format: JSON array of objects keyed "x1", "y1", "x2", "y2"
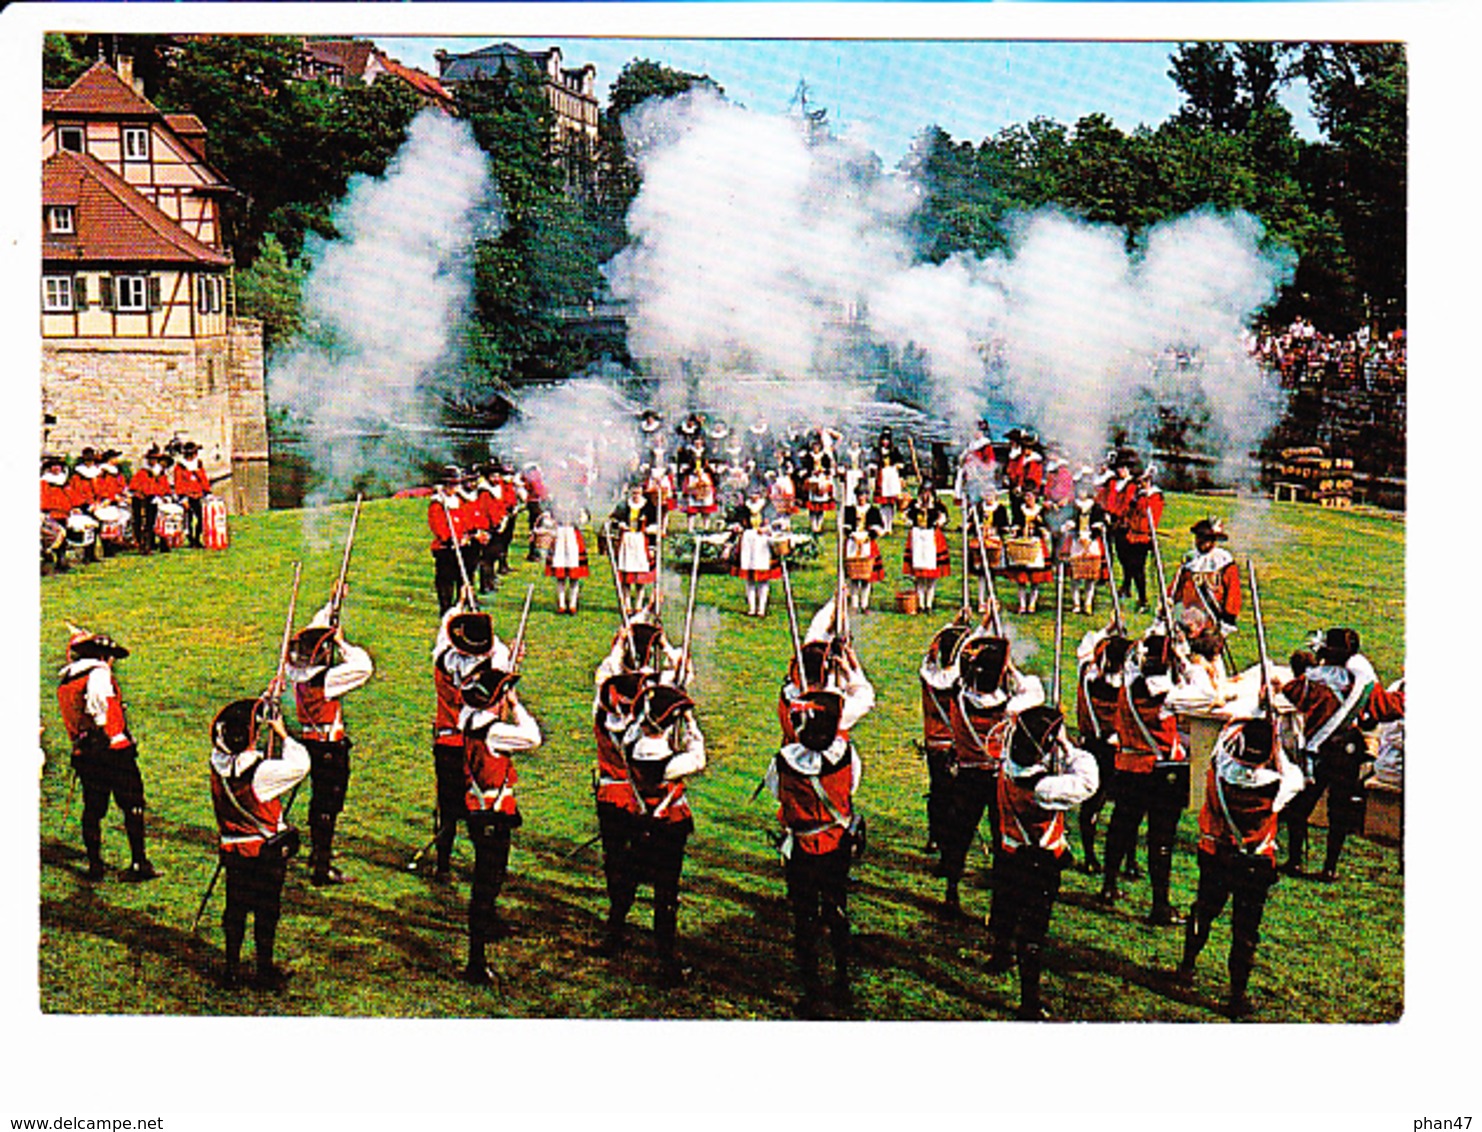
[{"x1": 41, "y1": 58, "x2": 269, "y2": 513}]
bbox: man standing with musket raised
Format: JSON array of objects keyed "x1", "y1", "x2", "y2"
[
  {"x1": 429, "y1": 466, "x2": 479, "y2": 615},
  {"x1": 766, "y1": 688, "x2": 860, "y2": 1015},
  {"x1": 455, "y1": 659, "x2": 541, "y2": 985},
  {"x1": 56, "y1": 625, "x2": 157, "y2": 881},
  {"x1": 208, "y1": 698, "x2": 310, "y2": 989},
  {"x1": 285, "y1": 581, "x2": 373, "y2": 886},
  {"x1": 984, "y1": 705, "x2": 1099, "y2": 1020}
]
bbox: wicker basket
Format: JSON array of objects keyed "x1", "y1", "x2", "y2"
[
  {"x1": 845, "y1": 556, "x2": 875, "y2": 581},
  {"x1": 1070, "y1": 553, "x2": 1102, "y2": 580},
  {"x1": 532, "y1": 531, "x2": 556, "y2": 553},
  {"x1": 1005, "y1": 537, "x2": 1045, "y2": 568},
  {"x1": 970, "y1": 536, "x2": 1004, "y2": 570},
  {"x1": 895, "y1": 589, "x2": 919, "y2": 615}
]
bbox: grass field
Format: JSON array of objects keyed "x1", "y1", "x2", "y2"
[{"x1": 36, "y1": 491, "x2": 1405, "y2": 1021}]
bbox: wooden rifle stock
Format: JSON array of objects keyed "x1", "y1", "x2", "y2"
[{"x1": 969, "y1": 504, "x2": 1004, "y2": 636}]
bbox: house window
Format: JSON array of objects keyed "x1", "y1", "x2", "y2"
[
  {"x1": 42, "y1": 276, "x2": 74, "y2": 312},
  {"x1": 57, "y1": 125, "x2": 84, "y2": 153},
  {"x1": 196, "y1": 275, "x2": 224, "y2": 314},
  {"x1": 47, "y1": 206, "x2": 75, "y2": 234},
  {"x1": 113, "y1": 275, "x2": 148, "y2": 311},
  {"x1": 123, "y1": 127, "x2": 150, "y2": 161}
]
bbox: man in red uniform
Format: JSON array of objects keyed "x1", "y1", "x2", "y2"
[
  {"x1": 1169, "y1": 517, "x2": 1241, "y2": 632},
  {"x1": 1115, "y1": 463, "x2": 1163, "y2": 613},
  {"x1": 1098, "y1": 632, "x2": 1189, "y2": 924},
  {"x1": 1074, "y1": 625, "x2": 1134, "y2": 876},
  {"x1": 285, "y1": 584, "x2": 374, "y2": 885},
  {"x1": 1175, "y1": 713, "x2": 1304, "y2": 1017},
  {"x1": 172, "y1": 441, "x2": 211, "y2": 549},
  {"x1": 41, "y1": 455, "x2": 73, "y2": 572},
  {"x1": 919, "y1": 611, "x2": 973, "y2": 855},
  {"x1": 939, "y1": 633, "x2": 1045, "y2": 916},
  {"x1": 456, "y1": 662, "x2": 541, "y2": 985},
  {"x1": 984, "y1": 705, "x2": 1099, "y2": 1019},
  {"x1": 128, "y1": 446, "x2": 171, "y2": 555},
  {"x1": 209, "y1": 698, "x2": 310, "y2": 990},
  {"x1": 767, "y1": 689, "x2": 860, "y2": 1015},
  {"x1": 428, "y1": 465, "x2": 479, "y2": 614},
  {"x1": 56, "y1": 626, "x2": 156, "y2": 881},
  {"x1": 474, "y1": 464, "x2": 506, "y2": 595},
  {"x1": 611, "y1": 683, "x2": 706, "y2": 985}
]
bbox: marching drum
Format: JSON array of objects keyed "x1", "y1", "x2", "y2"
[
  {"x1": 155, "y1": 499, "x2": 186, "y2": 548},
  {"x1": 93, "y1": 503, "x2": 131, "y2": 546}
]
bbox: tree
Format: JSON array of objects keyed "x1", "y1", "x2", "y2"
[
  {"x1": 43, "y1": 34, "x2": 93, "y2": 89},
  {"x1": 233, "y1": 232, "x2": 307, "y2": 354}
]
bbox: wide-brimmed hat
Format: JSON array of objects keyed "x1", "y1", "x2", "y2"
[
  {"x1": 66, "y1": 621, "x2": 129, "y2": 661},
  {"x1": 959, "y1": 635, "x2": 1009, "y2": 693},
  {"x1": 212, "y1": 698, "x2": 261, "y2": 756},
  {"x1": 448, "y1": 611, "x2": 494, "y2": 655},
  {"x1": 461, "y1": 662, "x2": 519, "y2": 709},
  {"x1": 1005, "y1": 705, "x2": 1065, "y2": 777},
  {"x1": 1190, "y1": 517, "x2": 1227, "y2": 542},
  {"x1": 788, "y1": 689, "x2": 844, "y2": 751},
  {"x1": 635, "y1": 683, "x2": 694, "y2": 732}
]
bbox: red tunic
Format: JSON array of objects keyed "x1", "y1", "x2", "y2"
[
  {"x1": 41, "y1": 479, "x2": 72, "y2": 520},
  {"x1": 1169, "y1": 549, "x2": 1241, "y2": 623},
  {"x1": 774, "y1": 746, "x2": 855, "y2": 855},
  {"x1": 997, "y1": 772, "x2": 1070, "y2": 857},
  {"x1": 463, "y1": 731, "x2": 518, "y2": 815},
  {"x1": 949, "y1": 690, "x2": 1010, "y2": 771},
  {"x1": 56, "y1": 661, "x2": 132, "y2": 750},
  {"x1": 428, "y1": 493, "x2": 479, "y2": 550},
  {"x1": 129, "y1": 467, "x2": 170, "y2": 498},
  {"x1": 1113, "y1": 678, "x2": 1186, "y2": 774},
  {"x1": 174, "y1": 462, "x2": 210, "y2": 499},
  {"x1": 67, "y1": 472, "x2": 98, "y2": 509},
  {"x1": 1122, "y1": 487, "x2": 1163, "y2": 546},
  {"x1": 1196, "y1": 753, "x2": 1282, "y2": 861},
  {"x1": 211, "y1": 771, "x2": 284, "y2": 858},
  {"x1": 294, "y1": 680, "x2": 345, "y2": 743}
]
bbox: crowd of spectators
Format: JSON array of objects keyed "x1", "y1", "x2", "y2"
[{"x1": 1248, "y1": 317, "x2": 1406, "y2": 391}]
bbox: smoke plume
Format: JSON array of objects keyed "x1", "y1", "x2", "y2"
[
  {"x1": 267, "y1": 110, "x2": 500, "y2": 506},
  {"x1": 605, "y1": 87, "x2": 1294, "y2": 476}
]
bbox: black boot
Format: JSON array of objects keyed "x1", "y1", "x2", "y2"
[
  {"x1": 1078, "y1": 810, "x2": 1101, "y2": 875},
  {"x1": 1174, "y1": 907, "x2": 1205, "y2": 984},
  {"x1": 82, "y1": 825, "x2": 106, "y2": 881},
  {"x1": 462, "y1": 938, "x2": 494, "y2": 986},
  {"x1": 1015, "y1": 943, "x2": 1049, "y2": 1020},
  {"x1": 1320, "y1": 826, "x2": 1348, "y2": 883},
  {"x1": 310, "y1": 813, "x2": 348, "y2": 885},
  {"x1": 1283, "y1": 818, "x2": 1308, "y2": 877},
  {"x1": 222, "y1": 917, "x2": 245, "y2": 990},
  {"x1": 940, "y1": 876, "x2": 963, "y2": 919},
  {"x1": 1145, "y1": 846, "x2": 1184, "y2": 926},
  {"x1": 253, "y1": 913, "x2": 291, "y2": 991},
  {"x1": 120, "y1": 809, "x2": 156, "y2": 882},
  {"x1": 1227, "y1": 938, "x2": 1256, "y2": 1018}
]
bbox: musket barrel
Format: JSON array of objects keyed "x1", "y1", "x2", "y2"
[
  {"x1": 1052, "y1": 560, "x2": 1065, "y2": 708},
  {"x1": 438, "y1": 492, "x2": 477, "y2": 611},
  {"x1": 330, "y1": 494, "x2": 363, "y2": 626},
  {"x1": 1102, "y1": 529, "x2": 1125, "y2": 634},
  {"x1": 779, "y1": 557, "x2": 806, "y2": 680}
]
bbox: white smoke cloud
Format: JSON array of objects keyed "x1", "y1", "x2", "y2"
[
  {"x1": 267, "y1": 110, "x2": 500, "y2": 504},
  {"x1": 605, "y1": 89, "x2": 1293, "y2": 478}
]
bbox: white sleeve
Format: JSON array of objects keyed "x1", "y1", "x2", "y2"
[
  {"x1": 804, "y1": 599, "x2": 837, "y2": 644},
  {"x1": 839, "y1": 663, "x2": 876, "y2": 731},
  {"x1": 306, "y1": 600, "x2": 335, "y2": 630},
  {"x1": 85, "y1": 666, "x2": 115, "y2": 729},
  {"x1": 662, "y1": 721, "x2": 707, "y2": 779},
  {"x1": 1005, "y1": 673, "x2": 1045, "y2": 715},
  {"x1": 481, "y1": 700, "x2": 542, "y2": 753},
  {"x1": 1076, "y1": 628, "x2": 1107, "y2": 667},
  {"x1": 253, "y1": 735, "x2": 311, "y2": 802},
  {"x1": 850, "y1": 749, "x2": 863, "y2": 796},
  {"x1": 1272, "y1": 746, "x2": 1306, "y2": 813},
  {"x1": 323, "y1": 640, "x2": 374, "y2": 700},
  {"x1": 764, "y1": 756, "x2": 781, "y2": 800},
  {"x1": 1034, "y1": 742, "x2": 1100, "y2": 810}
]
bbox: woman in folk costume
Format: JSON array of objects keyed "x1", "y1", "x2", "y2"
[
  {"x1": 455, "y1": 661, "x2": 541, "y2": 986},
  {"x1": 545, "y1": 502, "x2": 590, "y2": 615},
  {"x1": 680, "y1": 460, "x2": 718, "y2": 532},
  {"x1": 902, "y1": 482, "x2": 951, "y2": 613},
  {"x1": 841, "y1": 437, "x2": 866, "y2": 502},
  {"x1": 733, "y1": 489, "x2": 783, "y2": 618},
  {"x1": 873, "y1": 447, "x2": 906, "y2": 535},
  {"x1": 1002, "y1": 488, "x2": 1054, "y2": 615},
  {"x1": 640, "y1": 461, "x2": 675, "y2": 533},
  {"x1": 802, "y1": 438, "x2": 837, "y2": 535},
  {"x1": 1059, "y1": 469, "x2": 1111, "y2": 615},
  {"x1": 842, "y1": 486, "x2": 886, "y2": 612},
  {"x1": 768, "y1": 459, "x2": 798, "y2": 517},
  {"x1": 609, "y1": 482, "x2": 660, "y2": 611}
]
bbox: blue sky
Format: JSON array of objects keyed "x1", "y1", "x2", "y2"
[{"x1": 381, "y1": 36, "x2": 1321, "y2": 166}]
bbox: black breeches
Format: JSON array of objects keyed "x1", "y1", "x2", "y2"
[
  {"x1": 433, "y1": 744, "x2": 467, "y2": 864},
  {"x1": 1114, "y1": 535, "x2": 1150, "y2": 605},
  {"x1": 183, "y1": 495, "x2": 204, "y2": 546},
  {"x1": 467, "y1": 812, "x2": 519, "y2": 942},
  {"x1": 937, "y1": 766, "x2": 1000, "y2": 882},
  {"x1": 785, "y1": 844, "x2": 852, "y2": 982},
  {"x1": 598, "y1": 801, "x2": 641, "y2": 918},
  {"x1": 305, "y1": 738, "x2": 352, "y2": 820},
  {"x1": 925, "y1": 746, "x2": 952, "y2": 844},
  {"x1": 433, "y1": 546, "x2": 478, "y2": 613},
  {"x1": 1104, "y1": 765, "x2": 1187, "y2": 898},
  {"x1": 988, "y1": 849, "x2": 1062, "y2": 951},
  {"x1": 132, "y1": 496, "x2": 158, "y2": 551},
  {"x1": 602, "y1": 805, "x2": 690, "y2": 953},
  {"x1": 74, "y1": 745, "x2": 146, "y2": 831},
  {"x1": 1190, "y1": 850, "x2": 1275, "y2": 953},
  {"x1": 1077, "y1": 737, "x2": 1116, "y2": 858},
  {"x1": 222, "y1": 852, "x2": 289, "y2": 965}
]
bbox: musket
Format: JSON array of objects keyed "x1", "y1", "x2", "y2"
[
  {"x1": 605, "y1": 519, "x2": 639, "y2": 667},
  {"x1": 1248, "y1": 558, "x2": 1273, "y2": 719},
  {"x1": 327, "y1": 494, "x2": 364, "y2": 629},
  {"x1": 906, "y1": 433, "x2": 924, "y2": 485},
  {"x1": 960, "y1": 501, "x2": 971, "y2": 612},
  {"x1": 1144, "y1": 503, "x2": 1177, "y2": 634},
  {"x1": 833, "y1": 490, "x2": 849, "y2": 641},
  {"x1": 438, "y1": 491, "x2": 478, "y2": 612},
  {"x1": 654, "y1": 504, "x2": 665, "y2": 614},
  {"x1": 511, "y1": 582, "x2": 536, "y2": 674},
  {"x1": 270, "y1": 562, "x2": 303, "y2": 813},
  {"x1": 1101, "y1": 527, "x2": 1126, "y2": 635},
  {"x1": 779, "y1": 556, "x2": 806, "y2": 682},
  {"x1": 969, "y1": 504, "x2": 1004, "y2": 636},
  {"x1": 674, "y1": 536, "x2": 702, "y2": 688},
  {"x1": 190, "y1": 860, "x2": 223, "y2": 933},
  {"x1": 1051, "y1": 559, "x2": 1066, "y2": 709},
  {"x1": 1193, "y1": 575, "x2": 1239, "y2": 676}
]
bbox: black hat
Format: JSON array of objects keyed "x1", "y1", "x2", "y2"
[
  {"x1": 599, "y1": 671, "x2": 648, "y2": 716},
  {"x1": 635, "y1": 683, "x2": 694, "y2": 732},
  {"x1": 212, "y1": 698, "x2": 261, "y2": 756},
  {"x1": 928, "y1": 620, "x2": 971, "y2": 667},
  {"x1": 959, "y1": 635, "x2": 1010, "y2": 693},
  {"x1": 289, "y1": 626, "x2": 334, "y2": 668},
  {"x1": 1318, "y1": 627, "x2": 1360, "y2": 663},
  {"x1": 461, "y1": 662, "x2": 519, "y2": 709},
  {"x1": 448, "y1": 611, "x2": 493, "y2": 655},
  {"x1": 1190, "y1": 517, "x2": 1227, "y2": 542},
  {"x1": 1099, "y1": 634, "x2": 1133, "y2": 672},
  {"x1": 101, "y1": 449, "x2": 121, "y2": 461},
  {"x1": 79, "y1": 447, "x2": 98, "y2": 462},
  {"x1": 440, "y1": 464, "x2": 463, "y2": 484},
  {"x1": 1233, "y1": 717, "x2": 1276, "y2": 765},
  {"x1": 626, "y1": 622, "x2": 666, "y2": 671},
  {"x1": 1140, "y1": 633, "x2": 1172, "y2": 676},
  {"x1": 67, "y1": 630, "x2": 130, "y2": 662},
  {"x1": 183, "y1": 441, "x2": 199, "y2": 455},
  {"x1": 788, "y1": 689, "x2": 844, "y2": 751},
  {"x1": 1005, "y1": 428, "x2": 1023, "y2": 444},
  {"x1": 1289, "y1": 648, "x2": 1316, "y2": 677},
  {"x1": 1007, "y1": 705, "x2": 1065, "y2": 775},
  {"x1": 42, "y1": 454, "x2": 66, "y2": 471}
]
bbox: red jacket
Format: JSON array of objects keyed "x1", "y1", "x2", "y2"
[
  {"x1": 773, "y1": 743, "x2": 856, "y2": 855},
  {"x1": 129, "y1": 467, "x2": 171, "y2": 498},
  {"x1": 174, "y1": 461, "x2": 210, "y2": 499},
  {"x1": 1113, "y1": 676, "x2": 1185, "y2": 773},
  {"x1": 1196, "y1": 759, "x2": 1282, "y2": 862},
  {"x1": 997, "y1": 772, "x2": 1071, "y2": 858},
  {"x1": 1169, "y1": 547, "x2": 1241, "y2": 622},
  {"x1": 428, "y1": 492, "x2": 479, "y2": 550},
  {"x1": 56, "y1": 659, "x2": 132, "y2": 751},
  {"x1": 41, "y1": 478, "x2": 72, "y2": 520},
  {"x1": 949, "y1": 689, "x2": 1010, "y2": 771},
  {"x1": 1122, "y1": 487, "x2": 1163, "y2": 546}
]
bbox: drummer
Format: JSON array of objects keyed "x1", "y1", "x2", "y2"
[
  {"x1": 41, "y1": 455, "x2": 74, "y2": 573},
  {"x1": 128, "y1": 446, "x2": 172, "y2": 556},
  {"x1": 842, "y1": 486, "x2": 885, "y2": 613},
  {"x1": 173, "y1": 441, "x2": 211, "y2": 549}
]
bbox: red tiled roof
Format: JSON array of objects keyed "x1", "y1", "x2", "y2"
[
  {"x1": 42, "y1": 150, "x2": 231, "y2": 267},
  {"x1": 305, "y1": 38, "x2": 376, "y2": 78},
  {"x1": 164, "y1": 113, "x2": 208, "y2": 159},
  {"x1": 44, "y1": 60, "x2": 159, "y2": 118},
  {"x1": 375, "y1": 52, "x2": 454, "y2": 108}
]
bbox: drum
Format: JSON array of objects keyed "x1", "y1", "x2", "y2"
[
  {"x1": 203, "y1": 495, "x2": 229, "y2": 550},
  {"x1": 155, "y1": 500, "x2": 186, "y2": 548},
  {"x1": 65, "y1": 510, "x2": 99, "y2": 547},
  {"x1": 93, "y1": 503, "x2": 130, "y2": 545},
  {"x1": 1005, "y1": 537, "x2": 1045, "y2": 569}
]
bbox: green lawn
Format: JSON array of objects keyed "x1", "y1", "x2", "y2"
[{"x1": 37, "y1": 492, "x2": 1404, "y2": 1020}]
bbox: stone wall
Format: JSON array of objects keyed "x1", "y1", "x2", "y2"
[{"x1": 40, "y1": 318, "x2": 269, "y2": 513}]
